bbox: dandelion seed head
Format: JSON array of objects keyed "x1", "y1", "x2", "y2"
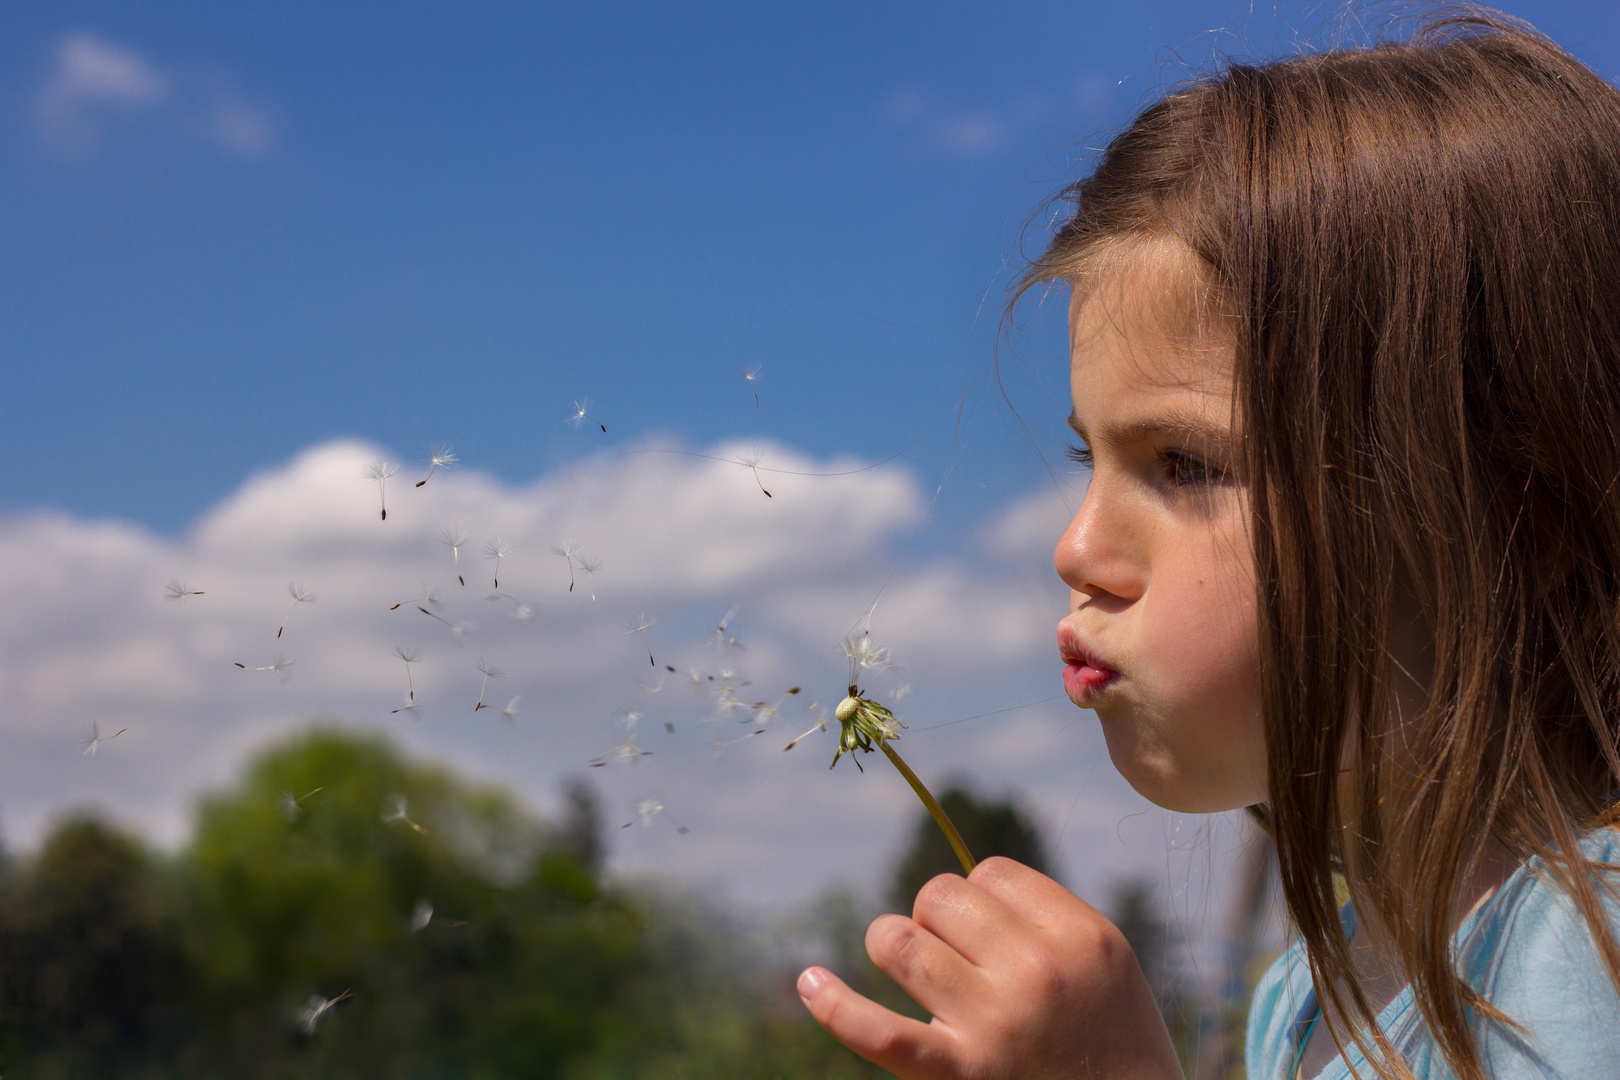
[
  {"x1": 438, "y1": 527, "x2": 470, "y2": 550},
  {"x1": 287, "y1": 582, "x2": 317, "y2": 604},
  {"x1": 499, "y1": 696, "x2": 521, "y2": 722},
  {"x1": 476, "y1": 660, "x2": 504, "y2": 680},
  {"x1": 410, "y1": 898, "x2": 434, "y2": 934},
  {"x1": 364, "y1": 461, "x2": 399, "y2": 481},
  {"x1": 567, "y1": 399, "x2": 592, "y2": 426},
  {"x1": 483, "y1": 538, "x2": 513, "y2": 560},
  {"x1": 277, "y1": 789, "x2": 302, "y2": 821},
  {"x1": 426, "y1": 444, "x2": 457, "y2": 469},
  {"x1": 164, "y1": 580, "x2": 203, "y2": 601},
  {"x1": 382, "y1": 795, "x2": 409, "y2": 823},
  {"x1": 625, "y1": 615, "x2": 655, "y2": 634},
  {"x1": 393, "y1": 645, "x2": 422, "y2": 664}
]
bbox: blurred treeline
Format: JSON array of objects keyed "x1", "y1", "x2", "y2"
[
  {"x1": 0, "y1": 730, "x2": 890, "y2": 1079},
  {"x1": 0, "y1": 731, "x2": 1267, "y2": 1078}
]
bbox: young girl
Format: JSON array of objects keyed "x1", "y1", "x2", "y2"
[{"x1": 797, "y1": 11, "x2": 1620, "y2": 1080}]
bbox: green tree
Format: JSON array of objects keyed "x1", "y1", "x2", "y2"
[{"x1": 887, "y1": 784, "x2": 1052, "y2": 912}]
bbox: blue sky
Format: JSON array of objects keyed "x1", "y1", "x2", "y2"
[{"x1": 5, "y1": 0, "x2": 1611, "y2": 533}]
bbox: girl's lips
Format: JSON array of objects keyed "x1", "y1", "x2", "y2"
[{"x1": 1058, "y1": 624, "x2": 1121, "y2": 705}]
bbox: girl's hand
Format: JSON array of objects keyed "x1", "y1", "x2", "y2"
[{"x1": 798, "y1": 857, "x2": 1183, "y2": 1080}]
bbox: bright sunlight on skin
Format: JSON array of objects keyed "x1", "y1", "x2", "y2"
[{"x1": 1056, "y1": 237, "x2": 1267, "y2": 815}]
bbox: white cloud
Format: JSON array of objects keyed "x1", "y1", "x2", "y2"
[
  {"x1": 36, "y1": 35, "x2": 171, "y2": 150},
  {"x1": 0, "y1": 438, "x2": 1249, "y2": 927},
  {"x1": 33, "y1": 33, "x2": 275, "y2": 158}
]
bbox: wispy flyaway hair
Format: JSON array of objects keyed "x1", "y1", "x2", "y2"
[{"x1": 1014, "y1": 9, "x2": 1620, "y2": 1079}]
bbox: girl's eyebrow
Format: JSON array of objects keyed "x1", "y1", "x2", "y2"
[{"x1": 1066, "y1": 409, "x2": 1236, "y2": 455}]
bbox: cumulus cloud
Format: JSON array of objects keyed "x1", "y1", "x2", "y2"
[
  {"x1": 0, "y1": 437, "x2": 1244, "y2": 916},
  {"x1": 33, "y1": 33, "x2": 274, "y2": 157}
]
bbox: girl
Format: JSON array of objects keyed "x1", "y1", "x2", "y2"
[{"x1": 798, "y1": 11, "x2": 1620, "y2": 1080}]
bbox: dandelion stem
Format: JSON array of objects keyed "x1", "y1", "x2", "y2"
[{"x1": 877, "y1": 740, "x2": 975, "y2": 876}]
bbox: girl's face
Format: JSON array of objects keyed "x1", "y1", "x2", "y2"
[{"x1": 1054, "y1": 243, "x2": 1267, "y2": 813}]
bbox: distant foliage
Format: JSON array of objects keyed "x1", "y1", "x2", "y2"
[
  {"x1": 887, "y1": 784, "x2": 1052, "y2": 912},
  {"x1": 0, "y1": 729, "x2": 886, "y2": 1078}
]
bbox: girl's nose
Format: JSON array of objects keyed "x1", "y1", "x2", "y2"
[{"x1": 1053, "y1": 481, "x2": 1144, "y2": 605}]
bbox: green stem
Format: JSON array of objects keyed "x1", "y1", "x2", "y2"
[{"x1": 879, "y1": 740, "x2": 976, "y2": 876}]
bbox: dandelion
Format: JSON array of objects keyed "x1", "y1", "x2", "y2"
[
  {"x1": 382, "y1": 794, "x2": 429, "y2": 835},
  {"x1": 299, "y1": 989, "x2": 354, "y2": 1035},
  {"x1": 622, "y1": 795, "x2": 689, "y2": 835},
  {"x1": 739, "y1": 363, "x2": 762, "y2": 407},
  {"x1": 588, "y1": 735, "x2": 652, "y2": 768},
  {"x1": 735, "y1": 449, "x2": 772, "y2": 498},
  {"x1": 164, "y1": 580, "x2": 204, "y2": 601},
  {"x1": 473, "y1": 659, "x2": 504, "y2": 711},
  {"x1": 277, "y1": 582, "x2": 316, "y2": 639},
  {"x1": 579, "y1": 554, "x2": 603, "y2": 601},
  {"x1": 234, "y1": 655, "x2": 295, "y2": 681},
  {"x1": 394, "y1": 645, "x2": 422, "y2": 700},
  {"x1": 568, "y1": 398, "x2": 606, "y2": 433},
  {"x1": 485, "y1": 593, "x2": 534, "y2": 620},
  {"x1": 811, "y1": 633, "x2": 975, "y2": 874},
  {"x1": 417, "y1": 605, "x2": 469, "y2": 644},
  {"x1": 410, "y1": 898, "x2": 434, "y2": 934},
  {"x1": 277, "y1": 787, "x2": 324, "y2": 822},
  {"x1": 80, "y1": 722, "x2": 127, "y2": 756},
  {"x1": 365, "y1": 461, "x2": 399, "y2": 521},
  {"x1": 498, "y1": 696, "x2": 521, "y2": 724},
  {"x1": 625, "y1": 614, "x2": 656, "y2": 667},
  {"x1": 551, "y1": 541, "x2": 581, "y2": 592},
  {"x1": 438, "y1": 527, "x2": 470, "y2": 586},
  {"x1": 483, "y1": 537, "x2": 512, "y2": 589},
  {"x1": 391, "y1": 696, "x2": 425, "y2": 716},
  {"x1": 390, "y1": 584, "x2": 444, "y2": 611},
  {"x1": 415, "y1": 443, "x2": 457, "y2": 487}
]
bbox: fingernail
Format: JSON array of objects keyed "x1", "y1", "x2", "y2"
[{"x1": 797, "y1": 966, "x2": 827, "y2": 1005}]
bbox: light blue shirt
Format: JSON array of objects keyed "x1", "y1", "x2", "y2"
[{"x1": 1247, "y1": 828, "x2": 1620, "y2": 1080}]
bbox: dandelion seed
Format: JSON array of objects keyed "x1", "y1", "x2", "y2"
[
  {"x1": 713, "y1": 602, "x2": 743, "y2": 651},
  {"x1": 485, "y1": 593, "x2": 533, "y2": 620},
  {"x1": 277, "y1": 582, "x2": 316, "y2": 639},
  {"x1": 234, "y1": 654, "x2": 295, "y2": 681},
  {"x1": 622, "y1": 795, "x2": 689, "y2": 835},
  {"x1": 748, "y1": 685, "x2": 802, "y2": 727},
  {"x1": 391, "y1": 695, "x2": 425, "y2": 716},
  {"x1": 567, "y1": 398, "x2": 606, "y2": 433},
  {"x1": 390, "y1": 584, "x2": 445, "y2": 611},
  {"x1": 438, "y1": 527, "x2": 470, "y2": 586},
  {"x1": 417, "y1": 605, "x2": 469, "y2": 644},
  {"x1": 80, "y1": 722, "x2": 127, "y2": 756},
  {"x1": 588, "y1": 735, "x2": 652, "y2": 768},
  {"x1": 473, "y1": 659, "x2": 504, "y2": 711},
  {"x1": 579, "y1": 554, "x2": 603, "y2": 601},
  {"x1": 483, "y1": 538, "x2": 512, "y2": 588},
  {"x1": 735, "y1": 449, "x2": 772, "y2": 498},
  {"x1": 625, "y1": 615, "x2": 656, "y2": 667},
  {"x1": 277, "y1": 787, "x2": 324, "y2": 822},
  {"x1": 410, "y1": 898, "x2": 434, "y2": 934},
  {"x1": 783, "y1": 701, "x2": 830, "y2": 752},
  {"x1": 393, "y1": 645, "x2": 422, "y2": 700},
  {"x1": 738, "y1": 363, "x2": 762, "y2": 407},
  {"x1": 164, "y1": 580, "x2": 204, "y2": 601},
  {"x1": 708, "y1": 728, "x2": 768, "y2": 758},
  {"x1": 382, "y1": 794, "x2": 429, "y2": 835},
  {"x1": 550, "y1": 541, "x2": 581, "y2": 592},
  {"x1": 365, "y1": 461, "x2": 399, "y2": 521},
  {"x1": 299, "y1": 989, "x2": 354, "y2": 1035},
  {"x1": 498, "y1": 696, "x2": 521, "y2": 724},
  {"x1": 415, "y1": 443, "x2": 457, "y2": 487}
]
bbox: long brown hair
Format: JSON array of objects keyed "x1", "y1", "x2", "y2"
[{"x1": 1016, "y1": 9, "x2": 1620, "y2": 1079}]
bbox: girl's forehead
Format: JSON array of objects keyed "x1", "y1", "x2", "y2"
[{"x1": 1067, "y1": 240, "x2": 1235, "y2": 397}]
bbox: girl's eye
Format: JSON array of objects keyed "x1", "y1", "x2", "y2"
[
  {"x1": 1158, "y1": 449, "x2": 1227, "y2": 487},
  {"x1": 1064, "y1": 442, "x2": 1094, "y2": 468}
]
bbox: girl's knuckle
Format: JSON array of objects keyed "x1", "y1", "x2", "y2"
[{"x1": 866, "y1": 914, "x2": 918, "y2": 968}]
